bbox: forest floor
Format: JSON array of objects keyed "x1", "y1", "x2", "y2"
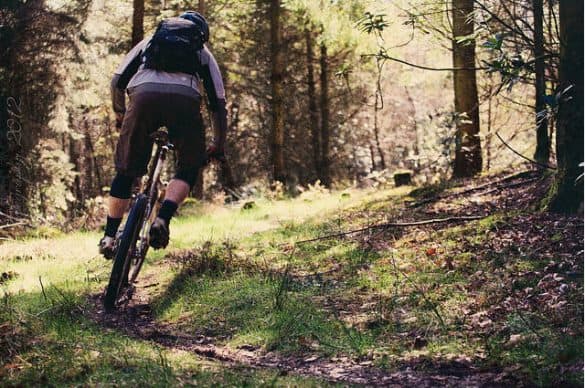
[{"x1": 0, "y1": 169, "x2": 583, "y2": 387}]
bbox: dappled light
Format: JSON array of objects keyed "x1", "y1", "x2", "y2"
[{"x1": 0, "y1": 0, "x2": 583, "y2": 386}]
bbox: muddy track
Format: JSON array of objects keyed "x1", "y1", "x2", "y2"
[{"x1": 86, "y1": 289, "x2": 520, "y2": 387}]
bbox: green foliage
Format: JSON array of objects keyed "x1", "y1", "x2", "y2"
[
  {"x1": 29, "y1": 140, "x2": 77, "y2": 222},
  {"x1": 357, "y1": 12, "x2": 389, "y2": 37}
]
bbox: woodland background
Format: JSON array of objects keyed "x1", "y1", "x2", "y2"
[
  {"x1": 0, "y1": 1, "x2": 583, "y2": 385},
  {"x1": 0, "y1": 0, "x2": 582, "y2": 230}
]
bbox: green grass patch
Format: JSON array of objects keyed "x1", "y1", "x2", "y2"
[
  {"x1": 152, "y1": 269, "x2": 374, "y2": 357},
  {"x1": 0, "y1": 289, "x2": 328, "y2": 387}
]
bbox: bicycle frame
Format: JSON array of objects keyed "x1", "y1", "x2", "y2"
[
  {"x1": 105, "y1": 129, "x2": 174, "y2": 311},
  {"x1": 128, "y1": 130, "x2": 173, "y2": 283}
]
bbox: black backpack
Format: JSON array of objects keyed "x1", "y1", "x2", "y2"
[{"x1": 142, "y1": 17, "x2": 205, "y2": 75}]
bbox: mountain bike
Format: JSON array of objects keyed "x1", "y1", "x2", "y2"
[{"x1": 103, "y1": 129, "x2": 173, "y2": 312}]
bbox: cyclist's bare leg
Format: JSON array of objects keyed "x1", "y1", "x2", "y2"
[
  {"x1": 163, "y1": 179, "x2": 190, "y2": 204},
  {"x1": 109, "y1": 197, "x2": 130, "y2": 219}
]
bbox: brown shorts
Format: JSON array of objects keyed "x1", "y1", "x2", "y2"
[{"x1": 115, "y1": 83, "x2": 206, "y2": 177}]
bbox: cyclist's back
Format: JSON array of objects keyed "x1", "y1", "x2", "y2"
[{"x1": 99, "y1": 10, "x2": 228, "y2": 259}]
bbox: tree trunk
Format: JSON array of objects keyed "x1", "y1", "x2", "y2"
[
  {"x1": 486, "y1": 75, "x2": 494, "y2": 171},
  {"x1": 533, "y1": 0, "x2": 550, "y2": 165},
  {"x1": 369, "y1": 143, "x2": 376, "y2": 171},
  {"x1": 131, "y1": 0, "x2": 144, "y2": 46},
  {"x1": 84, "y1": 118, "x2": 102, "y2": 198},
  {"x1": 269, "y1": 0, "x2": 285, "y2": 183},
  {"x1": 305, "y1": 28, "x2": 321, "y2": 180},
  {"x1": 191, "y1": 169, "x2": 204, "y2": 199},
  {"x1": 319, "y1": 42, "x2": 331, "y2": 187},
  {"x1": 190, "y1": 0, "x2": 206, "y2": 197},
  {"x1": 549, "y1": 0, "x2": 583, "y2": 213},
  {"x1": 373, "y1": 59, "x2": 386, "y2": 170},
  {"x1": 451, "y1": 0, "x2": 482, "y2": 177},
  {"x1": 405, "y1": 88, "x2": 418, "y2": 171}
]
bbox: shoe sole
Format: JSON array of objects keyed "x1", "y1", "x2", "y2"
[
  {"x1": 99, "y1": 247, "x2": 116, "y2": 260},
  {"x1": 149, "y1": 227, "x2": 169, "y2": 249}
]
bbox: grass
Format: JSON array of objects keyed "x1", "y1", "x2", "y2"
[
  {"x1": 153, "y1": 270, "x2": 374, "y2": 356},
  {"x1": 1, "y1": 183, "x2": 582, "y2": 385},
  {"x1": 153, "y1": 187, "x2": 582, "y2": 385},
  {"x1": 0, "y1": 186, "x2": 401, "y2": 385},
  {"x1": 0, "y1": 288, "x2": 327, "y2": 386}
]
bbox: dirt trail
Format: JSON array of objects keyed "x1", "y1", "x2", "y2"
[
  {"x1": 85, "y1": 171, "x2": 562, "y2": 386},
  {"x1": 87, "y1": 290, "x2": 519, "y2": 387}
]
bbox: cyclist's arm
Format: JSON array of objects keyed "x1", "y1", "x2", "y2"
[
  {"x1": 111, "y1": 38, "x2": 150, "y2": 119},
  {"x1": 198, "y1": 48, "x2": 228, "y2": 151}
]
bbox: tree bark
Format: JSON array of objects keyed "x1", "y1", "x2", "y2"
[
  {"x1": 269, "y1": 0, "x2": 286, "y2": 183},
  {"x1": 549, "y1": 0, "x2": 584, "y2": 213},
  {"x1": 305, "y1": 28, "x2": 321, "y2": 180},
  {"x1": 131, "y1": 0, "x2": 144, "y2": 46},
  {"x1": 373, "y1": 59, "x2": 386, "y2": 170},
  {"x1": 451, "y1": 0, "x2": 482, "y2": 177},
  {"x1": 533, "y1": 0, "x2": 550, "y2": 165},
  {"x1": 319, "y1": 42, "x2": 331, "y2": 187},
  {"x1": 191, "y1": 0, "x2": 206, "y2": 198},
  {"x1": 191, "y1": 169, "x2": 204, "y2": 199}
]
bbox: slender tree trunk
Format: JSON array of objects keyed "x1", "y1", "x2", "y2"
[
  {"x1": 305, "y1": 28, "x2": 321, "y2": 180},
  {"x1": 191, "y1": 170, "x2": 204, "y2": 199},
  {"x1": 269, "y1": 0, "x2": 285, "y2": 183},
  {"x1": 549, "y1": 0, "x2": 583, "y2": 213},
  {"x1": 404, "y1": 88, "x2": 419, "y2": 172},
  {"x1": 319, "y1": 42, "x2": 331, "y2": 187},
  {"x1": 486, "y1": 75, "x2": 493, "y2": 171},
  {"x1": 373, "y1": 59, "x2": 386, "y2": 170},
  {"x1": 533, "y1": 0, "x2": 550, "y2": 165},
  {"x1": 369, "y1": 143, "x2": 376, "y2": 171},
  {"x1": 191, "y1": 0, "x2": 206, "y2": 198},
  {"x1": 69, "y1": 134, "x2": 83, "y2": 209},
  {"x1": 131, "y1": 0, "x2": 144, "y2": 46},
  {"x1": 451, "y1": 0, "x2": 482, "y2": 177},
  {"x1": 84, "y1": 119, "x2": 102, "y2": 197}
]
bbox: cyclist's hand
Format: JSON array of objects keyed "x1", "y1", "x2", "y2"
[
  {"x1": 115, "y1": 112, "x2": 124, "y2": 130},
  {"x1": 206, "y1": 144, "x2": 226, "y2": 163}
]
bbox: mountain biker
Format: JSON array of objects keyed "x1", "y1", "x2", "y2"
[{"x1": 99, "y1": 11, "x2": 227, "y2": 259}]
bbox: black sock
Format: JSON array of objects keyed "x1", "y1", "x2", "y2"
[
  {"x1": 157, "y1": 200, "x2": 178, "y2": 224},
  {"x1": 105, "y1": 216, "x2": 122, "y2": 237}
]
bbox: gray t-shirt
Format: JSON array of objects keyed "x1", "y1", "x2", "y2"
[{"x1": 111, "y1": 36, "x2": 225, "y2": 113}]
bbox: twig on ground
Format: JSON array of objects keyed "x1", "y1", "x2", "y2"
[
  {"x1": 480, "y1": 177, "x2": 540, "y2": 196},
  {"x1": 0, "y1": 222, "x2": 27, "y2": 230},
  {"x1": 408, "y1": 170, "x2": 538, "y2": 208},
  {"x1": 295, "y1": 215, "x2": 485, "y2": 245},
  {"x1": 225, "y1": 187, "x2": 244, "y2": 201},
  {"x1": 0, "y1": 210, "x2": 27, "y2": 222},
  {"x1": 39, "y1": 276, "x2": 48, "y2": 301}
]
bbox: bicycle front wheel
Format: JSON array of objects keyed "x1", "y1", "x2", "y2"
[{"x1": 104, "y1": 194, "x2": 147, "y2": 312}]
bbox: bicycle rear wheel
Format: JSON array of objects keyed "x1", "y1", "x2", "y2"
[{"x1": 104, "y1": 194, "x2": 147, "y2": 312}]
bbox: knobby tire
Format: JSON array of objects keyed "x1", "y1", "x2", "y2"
[{"x1": 104, "y1": 194, "x2": 148, "y2": 312}]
